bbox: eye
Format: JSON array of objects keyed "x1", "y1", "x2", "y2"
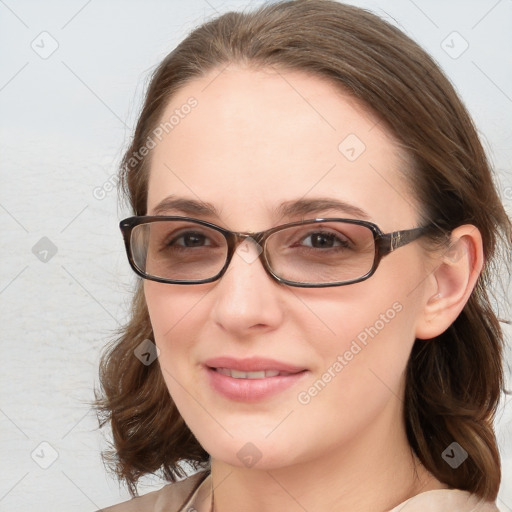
[
  {"x1": 300, "y1": 231, "x2": 351, "y2": 249},
  {"x1": 169, "y1": 231, "x2": 213, "y2": 247}
]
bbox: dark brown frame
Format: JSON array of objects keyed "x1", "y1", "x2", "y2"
[{"x1": 120, "y1": 216, "x2": 432, "y2": 288}]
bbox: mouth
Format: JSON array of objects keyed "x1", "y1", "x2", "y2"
[
  {"x1": 204, "y1": 357, "x2": 308, "y2": 402},
  {"x1": 213, "y1": 368, "x2": 298, "y2": 379}
]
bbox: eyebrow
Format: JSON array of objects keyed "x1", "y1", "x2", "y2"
[
  {"x1": 151, "y1": 196, "x2": 218, "y2": 216},
  {"x1": 150, "y1": 195, "x2": 370, "y2": 221},
  {"x1": 275, "y1": 198, "x2": 370, "y2": 220}
]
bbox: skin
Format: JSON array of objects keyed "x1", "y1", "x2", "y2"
[{"x1": 143, "y1": 65, "x2": 483, "y2": 512}]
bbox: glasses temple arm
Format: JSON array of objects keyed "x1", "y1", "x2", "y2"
[{"x1": 377, "y1": 225, "x2": 432, "y2": 255}]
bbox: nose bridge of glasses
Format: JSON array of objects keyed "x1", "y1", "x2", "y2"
[
  {"x1": 230, "y1": 232, "x2": 265, "y2": 263},
  {"x1": 216, "y1": 229, "x2": 263, "y2": 271}
]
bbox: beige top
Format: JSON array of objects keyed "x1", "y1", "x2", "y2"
[{"x1": 99, "y1": 471, "x2": 500, "y2": 512}]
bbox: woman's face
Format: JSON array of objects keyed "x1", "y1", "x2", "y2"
[{"x1": 144, "y1": 66, "x2": 434, "y2": 469}]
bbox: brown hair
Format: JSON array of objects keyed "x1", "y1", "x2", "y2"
[{"x1": 96, "y1": 0, "x2": 512, "y2": 499}]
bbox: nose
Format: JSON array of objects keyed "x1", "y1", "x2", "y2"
[{"x1": 209, "y1": 238, "x2": 285, "y2": 336}]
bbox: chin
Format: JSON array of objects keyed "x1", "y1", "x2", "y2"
[{"x1": 190, "y1": 423, "x2": 303, "y2": 471}]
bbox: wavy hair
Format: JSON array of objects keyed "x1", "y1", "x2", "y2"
[{"x1": 95, "y1": 0, "x2": 512, "y2": 499}]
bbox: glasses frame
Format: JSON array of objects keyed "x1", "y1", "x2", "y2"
[{"x1": 120, "y1": 216, "x2": 432, "y2": 288}]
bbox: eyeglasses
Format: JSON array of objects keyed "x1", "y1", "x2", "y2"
[{"x1": 120, "y1": 216, "x2": 432, "y2": 288}]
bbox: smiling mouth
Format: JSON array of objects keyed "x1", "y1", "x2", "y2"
[
  {"x1": 213, "y1": 368, "x2": 298, "y2": 379},
  {"x1": 206, "y1": 361, "x2": 308, "y2": 401}
]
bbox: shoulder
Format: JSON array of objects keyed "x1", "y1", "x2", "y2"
[
  {"x1": 98, "y1": 471, "x2": 209, "y2": 512},
  {"x1": 387, "y1": 488, "x2": 500, "y2": 512}
]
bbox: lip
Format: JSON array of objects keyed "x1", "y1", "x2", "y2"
[
  {"x1": 204, "y1": 356, "x2": 309, "y2": 402},
  {"x1": 205, "y1": 356, "x2": 306, "y2": 373}
]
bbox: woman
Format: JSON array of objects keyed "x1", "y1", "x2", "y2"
[{"x1": 96, "y1": 1, "x2": 511, "y2": 510}]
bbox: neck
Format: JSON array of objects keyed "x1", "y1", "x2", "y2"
[{"x1": 210, "y1": 399, "x2": 446, "y2": 512}]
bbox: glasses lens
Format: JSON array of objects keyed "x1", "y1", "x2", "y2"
[
  {"x1": 266, "y1": 221, "x2": 376, "y2": 285},
  {"x1": 130, "y1": 220, "x2": 228, "y2": 281}
]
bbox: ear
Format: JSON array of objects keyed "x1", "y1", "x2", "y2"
[{"x1": 415, "y1": 225, "x2": 484, "y2": 340}]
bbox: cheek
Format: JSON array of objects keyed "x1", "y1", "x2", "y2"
[
  {"x1": 144, "y1": 281, "x2": 206, "y2": 338},
  {"x1": 297, "y1": 275, "x2": 422, "y2": 403},
  {"x1": 295, "y1": 277, "x2": 416, "y2": 352},
  {"x1": 292, "y1": 298, "x2": 416, "y2": 445},
  {"x1": 143, "y1": 281, "x2": 208, "y2": 376},
  {"x1": 143, "y1": 283, "x2": 204, "y2": 414}
]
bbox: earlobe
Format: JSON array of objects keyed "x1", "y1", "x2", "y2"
[{"x1": 415, "y1": 225, "x2": 484, "y2": 340}]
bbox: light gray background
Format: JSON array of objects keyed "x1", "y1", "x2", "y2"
[{"x1": 0, "y1": 0, "x2": 511, "y2": 511}]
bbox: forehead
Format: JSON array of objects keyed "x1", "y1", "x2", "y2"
[{"x1": 146, "y1": 65, "x2": 419, "y2": 231}]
